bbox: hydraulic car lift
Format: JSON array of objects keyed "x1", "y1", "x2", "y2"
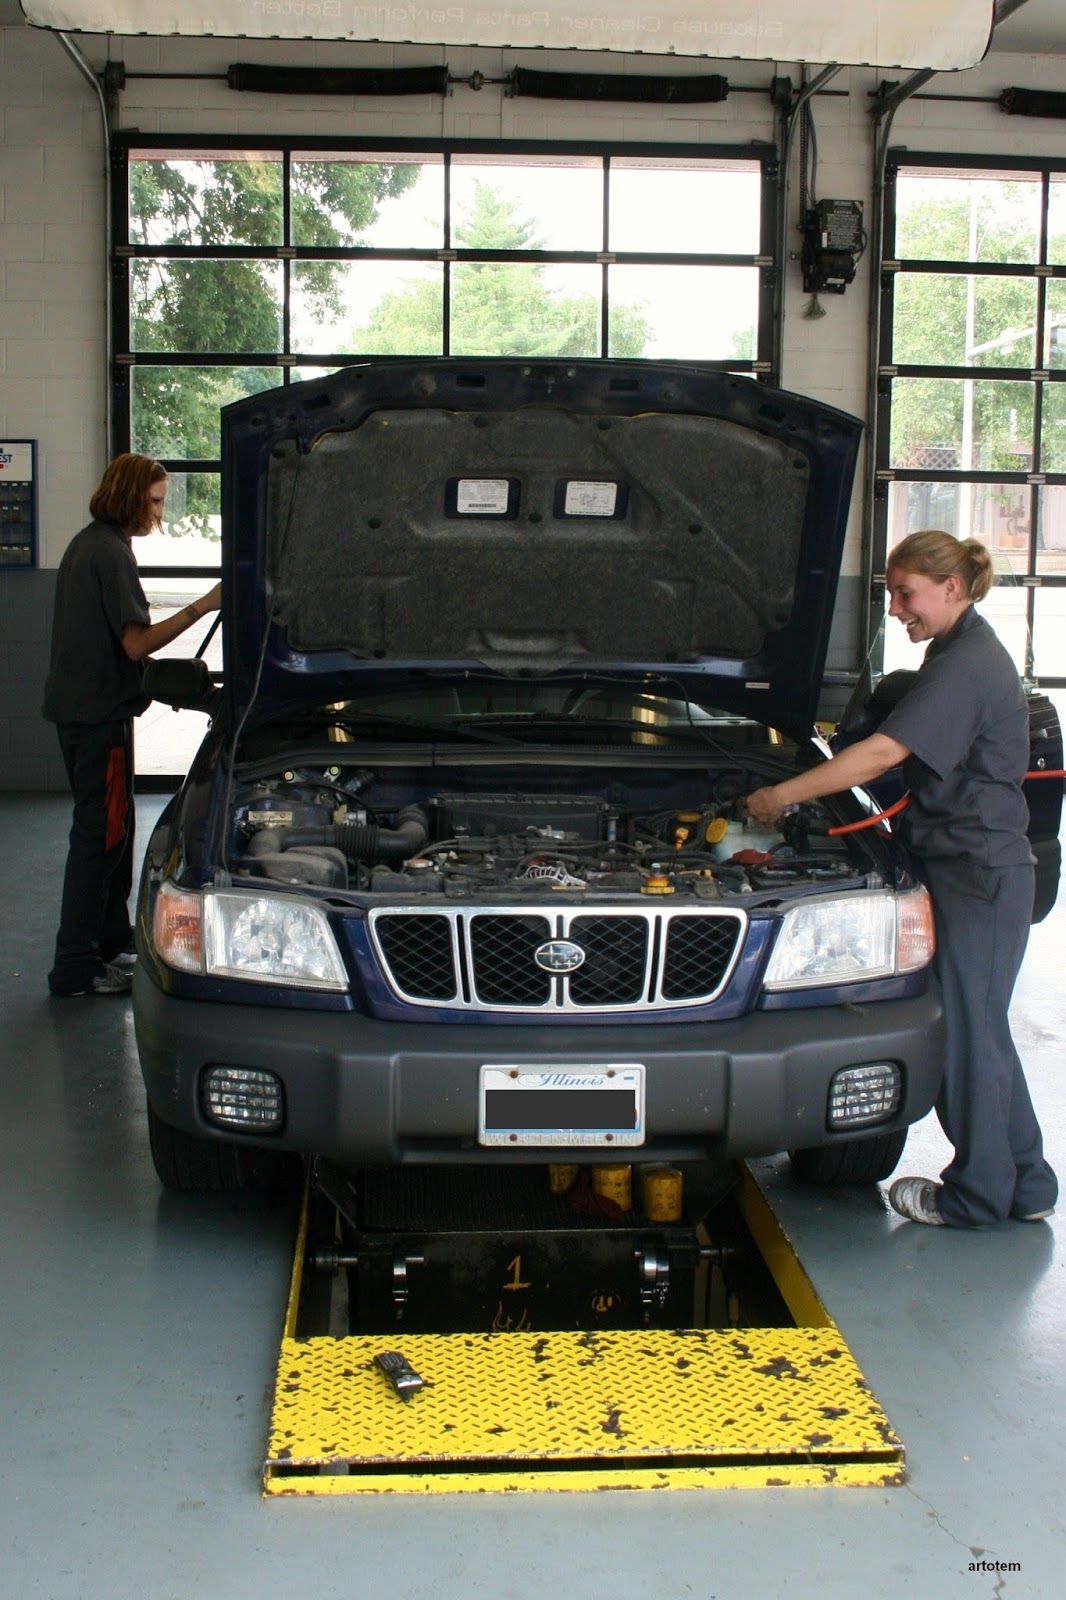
[{"x1": 263, "y1": 1160, "x2": 904, "y2": 1496}]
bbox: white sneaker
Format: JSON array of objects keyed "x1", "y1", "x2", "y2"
[{"x1": 888, "y1": 1176, "x2": 946, "y2": 1226}]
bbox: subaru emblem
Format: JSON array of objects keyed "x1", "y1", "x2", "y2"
[{"x1": 534, "y1": 939, "x2": 587, "y2": 974}]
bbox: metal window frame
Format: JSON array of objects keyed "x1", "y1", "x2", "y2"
[
  {"x1": 111, "y1": 132, "x2": 779, "y2": 786},
  {"x1": 111, "y1": 133, "x2": 779, "y2": 541},
  {"x1": 876, "y1": 150, "x2": 1066, "y2": 683}
]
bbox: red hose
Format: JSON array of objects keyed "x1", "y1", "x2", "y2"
[
  {"x1": 827, "y1": 769, "x2": 1066, "y2": 837},
  {"x1": 828, "y1": 797, "x2": 910, "y2": 836}
]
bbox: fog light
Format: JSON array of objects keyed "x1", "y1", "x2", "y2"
[
  {"x1": 202, "y1": 1066, "x2": 284, "y2": 1133},
  {"x1": 827, "y1": 1063, "x2": 901, "y2": 1129}
]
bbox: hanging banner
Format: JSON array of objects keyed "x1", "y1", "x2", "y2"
[{"x1": 21, "y1": 1, "x2": 995, "y2": 70}]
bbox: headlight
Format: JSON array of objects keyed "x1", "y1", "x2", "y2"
[
  {"x1": 153, "y1": 882, "x2": 348, "y2": 991},
  {"x1": 204, "y1": 890, "x2": 348, "y2": 989},
  {"x1": 762, "y1": 887, "x2": 934, "y2": 992}
]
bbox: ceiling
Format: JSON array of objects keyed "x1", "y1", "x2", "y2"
[
  {"x1": 989, "y1": 0, "x2": 1066, "y2": 52},
  {"x1": 1, "y1": 0, "x2": 1064, "y2": 56}
]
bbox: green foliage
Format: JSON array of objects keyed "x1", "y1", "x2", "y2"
[
  {"x1": 1045, "y1": 380, "x2": 1066, "y2": 474},
  {"x1": 890, "y1": 184, "x2": 1061, "y2": 474},
  {"x1": 895, "y1": 181, "x2": 1039, "y2": 265},
  {"x1": 349, "y1": 182, "x2": 650, "y2": 360},
  {"x1": 728, "y1": 324, "x2": 757, "y2": 362},
  {"x1": 129, "y1": 157, "x2": 418, "y2": 534}
]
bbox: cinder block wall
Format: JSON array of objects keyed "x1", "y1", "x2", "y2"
[{"x1": 3, "y1": 20, "x2": 1066, "y2": 788}]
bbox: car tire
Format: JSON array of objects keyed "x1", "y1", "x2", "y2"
[
  {"x1": 146, "y1": 1099, "x2": 297, "y2": 1194},
  {"x1": 787, "y1": 1129, "x2": 908, "y2": 1187}
]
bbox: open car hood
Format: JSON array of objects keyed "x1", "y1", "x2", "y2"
[{"x1": 220, "y1": 359, "x2": 862, "y2": 741}]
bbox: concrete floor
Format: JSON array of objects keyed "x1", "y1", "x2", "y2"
[{"x1": 1, "y1": 792, "x2": 1062, "y2": 1600}]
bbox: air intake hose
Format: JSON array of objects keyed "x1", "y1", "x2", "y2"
[{"x1": 276, "y1": 805, "x2": 429, "y2": 863}]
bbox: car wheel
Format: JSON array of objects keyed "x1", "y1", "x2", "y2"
[
  {"x1": 146, "y1": 1099, "x2": 297, "y2": 1194},
  {"x1": 787, "y1": 1129, "x2": 908, "y2": 1187}
]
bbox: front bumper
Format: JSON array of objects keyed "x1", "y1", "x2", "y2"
[{"x1": 133, "y1": 967, "x2": 944, "y2": 1166}]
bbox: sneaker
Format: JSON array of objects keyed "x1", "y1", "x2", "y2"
[
  {"x1": 1013, "y1": 1206, "x2": 1055, "y2": 1222},
  {"x1": 51, "y1": 963, "x2": 133, "y2": 998},
  {"x1": 888, "y1": 1176, "x2": 946, "y2": 1226}
]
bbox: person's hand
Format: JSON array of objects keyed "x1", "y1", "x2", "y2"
[
  {"x1": 744, "y1": 786, "x2": 787, "y2": 827},
  {"x1": 199, "y1": 581, "x2": 222, "y2": 614}
]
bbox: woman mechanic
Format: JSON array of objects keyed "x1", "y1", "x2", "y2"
[
  {"x1": 745, "y1": 529, "x2": 1058, "y2": 1228},
  {"x1": 43, "y1": 453, "x2": 221, "y2": 998}
]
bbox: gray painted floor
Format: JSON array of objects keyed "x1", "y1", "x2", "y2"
[{"x1": 1, "y1": 793, "x2": 1062, "y2": 1600}]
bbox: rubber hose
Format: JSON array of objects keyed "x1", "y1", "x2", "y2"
[{"x1": 277, "y1": 806, "x2": 429, "y2": 862}]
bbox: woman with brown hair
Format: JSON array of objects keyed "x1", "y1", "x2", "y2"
[
  {"x1": 745, "y1": 530, "x2": 1057, "y2": 1227},
  {"x1": 42, "y1": 453, "x2": 221, "y2": 997}
]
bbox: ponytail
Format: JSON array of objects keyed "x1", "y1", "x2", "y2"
[{"x1": 887, "y1": 529, "x2": 993, "y2": 602}]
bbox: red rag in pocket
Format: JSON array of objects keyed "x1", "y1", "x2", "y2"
[{"x1": 104, "y1": 744, "x2": 128, "y2": 853}]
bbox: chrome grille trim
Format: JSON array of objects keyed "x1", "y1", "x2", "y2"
[{"x1": 367, "y1": 904, "x2": 747, "y2": 1013}]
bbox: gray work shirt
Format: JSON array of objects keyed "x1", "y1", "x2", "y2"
[
  {"x1": 41, "y1": 520, "x2": 151, "y2": 725},
  {"x1": 879, "y1": 606, "x2": 1033, "y2": 867}
]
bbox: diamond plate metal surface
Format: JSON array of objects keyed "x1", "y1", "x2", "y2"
[
  {"x1": 266, "y1": 1323, "x2": 897, "y2": 1463},
  {"x1": 263, "y1": 1167, "x2": 905, "y2": 1494}
]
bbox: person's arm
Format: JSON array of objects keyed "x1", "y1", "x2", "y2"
[
  {"x1": 744, "y1": 731, "x2": 911, "y2": 826},
  {"x1": 121, "y1": 582, "x2": 222, "y2": 664}
]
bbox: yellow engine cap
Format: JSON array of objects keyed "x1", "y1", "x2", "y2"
[
  {"x1": 705, "y1": 817, "x2": 729, "y2": 845},
  {"x1": 642, "y1": 875, "x2": 675, "y2": 895}
]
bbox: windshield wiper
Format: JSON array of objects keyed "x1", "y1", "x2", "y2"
[
  {"x1": 315, "y1": 709, "x2": 518, "y2": 746},
  {"x1": 462, "y1": 711, "x2": 692, "y2": 738}
]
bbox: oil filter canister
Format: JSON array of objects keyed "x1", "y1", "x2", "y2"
[
  {"x1": 592, "y1": 1163, "x2": 632, "y2": 1211},
  {"x1": 641, "y1": 1164, "x2": 684, "y2": 1222}
]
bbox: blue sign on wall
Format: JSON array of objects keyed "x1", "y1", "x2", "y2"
[{"x1": 0, "y1": 441, "x2": 37, "y2": 568}]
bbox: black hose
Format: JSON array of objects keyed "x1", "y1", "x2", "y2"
[{"x1": 276, "y1": 805, "x2": 429, "y2": 863}]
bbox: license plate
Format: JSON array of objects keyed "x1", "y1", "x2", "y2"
[{"x1": 478, "y1": 1064, "x2": 645, "y2": 1148}]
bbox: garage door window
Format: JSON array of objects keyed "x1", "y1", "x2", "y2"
[
  {"x1": 111, "y1": 137, "x2": 775, "y2": 779},
  {"x1": 878, "y1": 159, "x2": 1066, "y2": 685}
]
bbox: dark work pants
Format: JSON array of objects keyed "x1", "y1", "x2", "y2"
[
  {"x1": 924, "y1": 856, "x2": 1058, "y2": 1226},
  {"x1": 49, "y1": 719, "x2": 136, "y2": 994}
]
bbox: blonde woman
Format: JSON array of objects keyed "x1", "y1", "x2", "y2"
[{"x1": 746, "y1": 530, "x2": 1057, "y2": 1228}]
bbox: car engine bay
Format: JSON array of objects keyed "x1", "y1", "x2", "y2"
[{"x1": 227, "y1": 763, "x2": 884, "y2": 904}]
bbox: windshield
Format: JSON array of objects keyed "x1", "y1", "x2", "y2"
[
  {"x1": 312, "y1": 680, "x2": 769, "y2": 740},
  {"x1": 235, "y1": 677, "x2": 795, "y2": 767}
]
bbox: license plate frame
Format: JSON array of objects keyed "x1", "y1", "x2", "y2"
[{"x1": 478, "y1": 1064, "x2": 646, "y2": 1148}]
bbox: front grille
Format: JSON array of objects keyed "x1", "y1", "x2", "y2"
[
  {"x1": 374, "y1": 913, "x2": 457, "y2": 1001},
  {"x1": 368, "y1": 905, "x2": 745, "y2": 1013},
  {"x1": 469, "y1": 915, "x2": 553, "y2": 1006},
  {"x1": 661, "y1": 915, "x2": 745, "y2": 1000},
  {"x1": 568, "y1": 915, "x2": 649, "y2": 1006}
]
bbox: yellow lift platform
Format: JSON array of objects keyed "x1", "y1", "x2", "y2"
[{"x1": 263, "y1": 1162, "x2": 904, "y2": 1495}]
